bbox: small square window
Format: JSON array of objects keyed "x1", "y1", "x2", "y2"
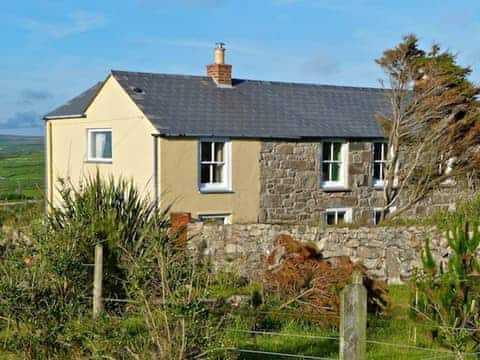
[
  {"x1": 199, "y1": 214, "x2": 230, "y2": 224},
  {"x1": 324, "y1": 208, "x2": 352, "y2": 225},
  {"x1": 87, "y1": 129, "x2": 112, "y2": 162}
]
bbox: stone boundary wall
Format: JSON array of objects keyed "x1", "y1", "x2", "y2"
[{"x1": 188, "y1": 223, "x2": 448, "y2": 284}]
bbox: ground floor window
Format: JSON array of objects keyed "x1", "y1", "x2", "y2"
[
  {"x1": 198, "y1": 214, "x2": 231, "y2": 224},
  {"x1": 373, "y1": 208, "x2": 389, "y2": 225},
  {"x1": 324, "y1": 208, "x2": 352, "y2": 225}
]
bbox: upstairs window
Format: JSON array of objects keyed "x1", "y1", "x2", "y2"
[
  {"x1": 324, "y1": 208, "x2": 352, "y2": 225},
  {"x1": 199, "y1": 139, "x2": 231, "y2": 192},
  {"x1": 373, "y1": 142, "x2": 387, "y2": 187},
  {"x1": 321, "y1": 141, "x2": 347, "y2": 189},
  {"x1": 87, "y1": 129, "x2": 112, "y2": 162}
]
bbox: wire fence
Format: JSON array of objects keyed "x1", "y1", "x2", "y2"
[
  {"x1": 216, "y1": 327, "x2": 478, "y2": 360},
  {"x1": 73, "y1": 248, "x2": 480, "y2": 360}
]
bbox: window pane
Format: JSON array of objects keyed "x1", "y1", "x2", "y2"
[
  {"x1": 201, "y1": 164, "x2": 210, "y2": 183},
  {"x1": 94, "y1": 132, "x2": 106, "y2": 158},
  {"x1": 201, "y1": 142, "x2": 212, "y2": 162},
  {"x1": 90, "y1": 135, "x2": 96, "y2": 158},
  {"x1": 373, "y1": 143, "x2": 382, "y2": 161},
  {"x1": 322, "y1": 163, "x2": 330, "y2": 181},
  {"x1": 373, "y1": 163, "x2": 381, "y2": 180},
  {"x1": 323, "y1": 142, "x2": 331, "y2": 161},
  {"x1": 102, "y1": 132, "x2": 112, "y2": 158},
  {"x1": 331, "y1": 163, "x2": 340, "y2": 181},
  {"x1": 201, "y1": 216, "x2": 225, "y2": 225},
  {"x1": 213, "y1": 164, "x2": 223, "y2": 183},
  {"x1": 333, "y1": 143, "x2": 342, "y2": 161},
  {"x1": 337, "y1": 211, "x2": 345, "y2": 223},
  {"x1": 374, "y1": 211, "x2": 382, "y2": 225},
  {"x1": 326, "y1": 212, "x2": 336, "y2": 225},
  {"x1": 214, "y1": 142, "x2": 224, "y2": 162},
  {"x1": 383, "y1": 144, "x2": 388, "y2": 159},
  {"x1": 91, "y1": 131, "x2": 111, "y2": 159}
]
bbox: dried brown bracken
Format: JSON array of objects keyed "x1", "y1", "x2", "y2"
[{"x1": 261, "y1": 234, "x2": 389, "y2": 321}]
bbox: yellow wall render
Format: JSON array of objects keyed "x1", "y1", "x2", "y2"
[
  {"x1": 47, "y1": 75, "x2": 158, "y2": 206},
  {"x1": 159, "y1": 137, "x2": 261, "y2": 223}
]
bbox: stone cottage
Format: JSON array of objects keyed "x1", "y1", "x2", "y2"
[{"x1": 44, "y1": 44, "x2": 470, "y2": 225}]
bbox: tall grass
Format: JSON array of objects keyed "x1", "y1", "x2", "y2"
[{"x1": 0, "y1": 174, "x2": 226, "y2": 359}]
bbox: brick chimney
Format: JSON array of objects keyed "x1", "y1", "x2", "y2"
[{"x1": 207, "y1": 42, "x2": 232, "y2": 87}]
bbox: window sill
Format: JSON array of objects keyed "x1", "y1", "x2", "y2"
[
  {"x1": 198, "y1": 188, "x2": 234, "y2": 194},
  {"x1": 321, "y1": 187, "x2": 351, "y2": 193},
  {"x1": 85, "y1": 160, "x2": 112, "y2": 164}
]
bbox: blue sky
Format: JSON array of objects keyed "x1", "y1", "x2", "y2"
[{"x1": 1, "y1": 0, "x2": 479, "y2": 136}]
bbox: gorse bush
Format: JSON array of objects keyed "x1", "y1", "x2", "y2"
[
  {"x1": 413, "y1": 218, "x2": 480, "y2": 359},
  {"x1": 0, "y1": 173, "x2": 226, "y2": 359}
]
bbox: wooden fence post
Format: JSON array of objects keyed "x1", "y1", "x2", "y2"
[
  {"x1": 93, "y1": 243, "x2": 104, "y2": 318},
  {"x1": 340, "y1": 270, "x2": 367, "y2": 360}
]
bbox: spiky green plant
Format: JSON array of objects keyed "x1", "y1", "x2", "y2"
[{"x1": 413, "y1": 218, "x2": 480, "y2": 358}]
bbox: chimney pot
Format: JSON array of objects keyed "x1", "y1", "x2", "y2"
[
  {"x1": 207, "y1": 42, "x2": 232, "y2": 86},
  {"x1": 214, "y1": 42, "x2": 225, "y2": 64}
]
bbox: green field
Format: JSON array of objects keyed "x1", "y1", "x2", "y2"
[{"x1": 0, "y1": 135, "x2": 44, "y2": 201}]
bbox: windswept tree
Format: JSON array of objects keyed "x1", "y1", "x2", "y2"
[{"x1": 376, "y1": 35, "x2": 480, "y2": 219}]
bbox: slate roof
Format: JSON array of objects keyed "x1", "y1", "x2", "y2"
[
  {"x1": 44, "y1": 82, "x2": 103, "y2": 119},
  {"x1": 46, "y1": 70, "x2": 390, "y2": 139}
]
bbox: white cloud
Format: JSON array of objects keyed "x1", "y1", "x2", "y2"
[{"x1": 19, "y1": 10, "x2": 106, "y2": 38}]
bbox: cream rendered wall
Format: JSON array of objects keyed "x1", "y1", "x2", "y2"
[
  {"x1": 47, "y1": 75, "x2": 157, "y2": 205},
  {"x1": 159, "y1": 137, "x2": 261, "y2": 223}
]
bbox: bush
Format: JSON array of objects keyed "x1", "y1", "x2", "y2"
[
  {"x1": 413, "y1": 218, "x2": 480, "y2": 358},
  {"x1": 0, "y1": 174, "x2": 227, "y2": 358}
]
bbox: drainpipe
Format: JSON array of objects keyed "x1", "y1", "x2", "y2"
[
  {"x1": 44, "y1": 119, "x2": 48, "y2": 213},
  {"x1": 152, "y1": 134, "x2": 159, "y2": 211},
  {"x1": 44, "y1": 119, "x2": 53, "y2": 213}
]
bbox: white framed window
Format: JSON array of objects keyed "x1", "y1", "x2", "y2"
[
  {"x1": 87, "y1": 129, "x2": 112, "y2": 162},
  {"x1": 198, "y1": 139, "x2": 231, "y2": 192},
  {"x1": 198, "y1": 214, "x2": 231, "y2": 224},
  {"x1": 321, "y1": 141, "x2": 348, "y2": 189},
  {"x1": 324, "y1": 208, "x2": 352, "y2": 225},
  {"x1": 372, "y1": 142, "x2": 387, "y2": 188}
]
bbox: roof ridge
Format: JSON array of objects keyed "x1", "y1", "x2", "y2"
[{"x1": 110, "y1": 69, "x2": 387, "y2": 91}]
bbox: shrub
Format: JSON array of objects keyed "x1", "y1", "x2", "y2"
[{"x1": 413, "y1": 218, "x2": 480, "y2": 358}]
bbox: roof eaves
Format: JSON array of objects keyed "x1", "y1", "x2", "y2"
[{"x1": 43, "y1": 114, "x2": 86, "y2": 120}]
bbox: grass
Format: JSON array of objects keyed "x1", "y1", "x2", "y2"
[
  {"x1": 224, "y1": 285, "x2": 474, "y2": 359},
  {"x1": 0, "y1": 201, "x2": 44, "y2": 228},
  {"x1": 0, "y1": 135, "x2": 44, "y2": 201}
]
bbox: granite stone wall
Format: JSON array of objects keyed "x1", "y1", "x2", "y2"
[
  {"x1": 259, "y1": 140, "x2": 473, "y2": 224},
  {"x1": 188, "y1": 222, "x2": 448, "y2": 284}
]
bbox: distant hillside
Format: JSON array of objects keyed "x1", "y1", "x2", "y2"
[{"x1": 0, "y1": 135, "x2": 44, "y2": 155}]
